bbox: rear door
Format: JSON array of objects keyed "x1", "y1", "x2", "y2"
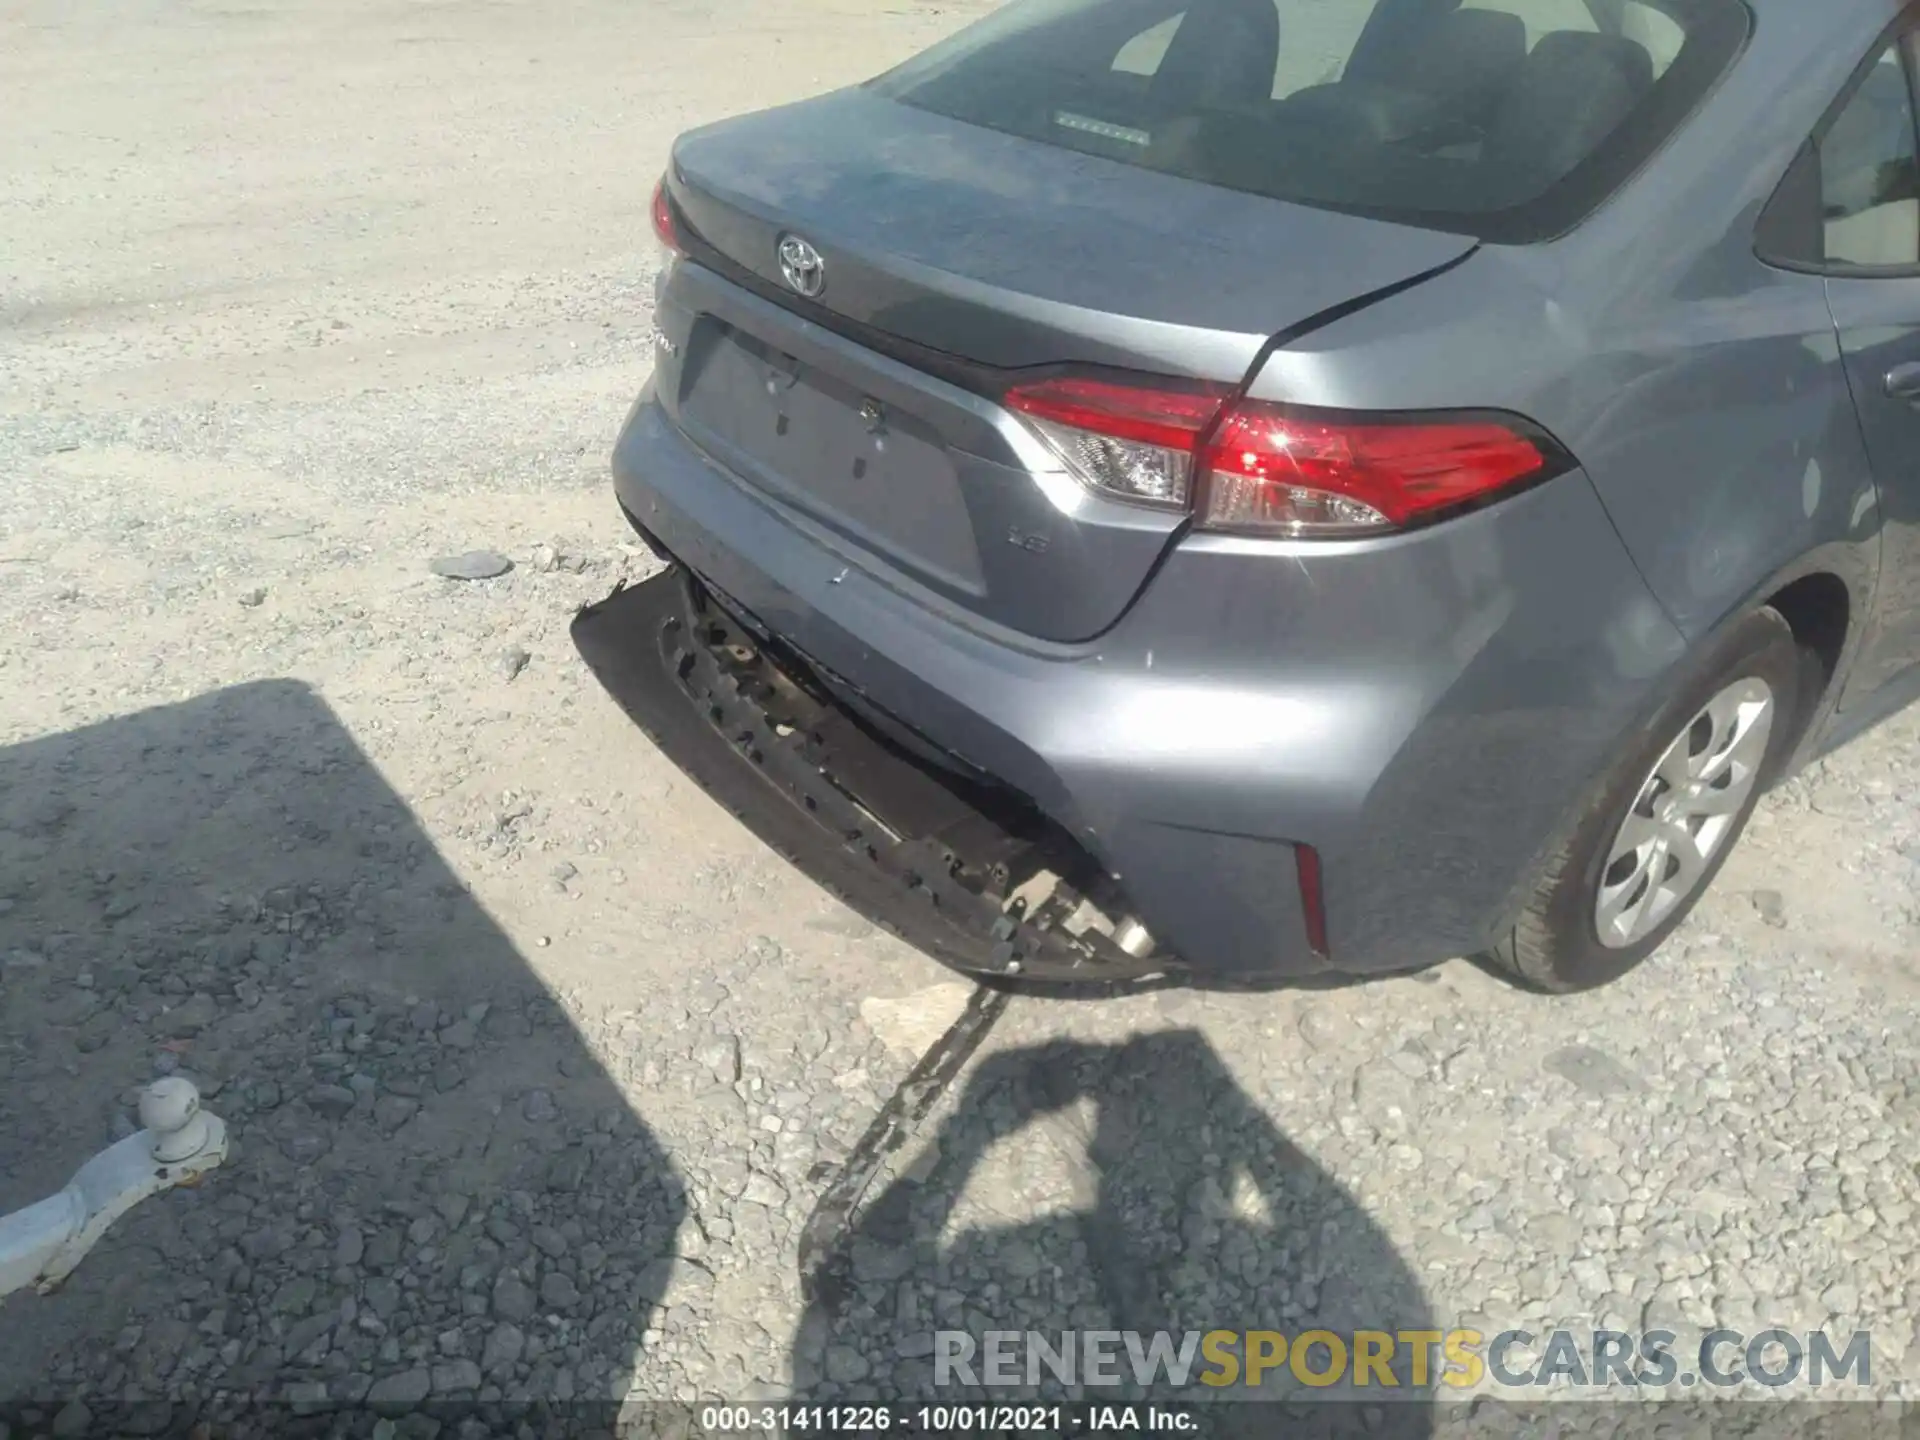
[{"x1": 1776, "y1": 23, "x2": 1920, "y2": 700}]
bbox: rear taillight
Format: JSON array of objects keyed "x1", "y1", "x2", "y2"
[
  {"x1": 651, "y1": 176, "x2": 683, "y2": 262},
  {"x1": 1004, "y1": 377, "x2": 1228, "y2": 509},
  {"x1": 1197, "y1": 408, "x2": 1554, "y2": 535},
  {"x1": 1003, "y1": 376, "x2": 1564, "y2": 537}
]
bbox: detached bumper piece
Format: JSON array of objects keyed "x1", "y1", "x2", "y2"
[{"x1": 571, "y1": 568, "x2": 1179, "y2": 985}]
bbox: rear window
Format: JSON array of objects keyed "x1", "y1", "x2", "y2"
[{"x1": 868, "y1": 0, "x2": 1749, "y2": 242}]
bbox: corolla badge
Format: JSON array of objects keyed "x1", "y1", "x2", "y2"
[{"x1": 777, "y1": 234, "x2": 825, "y2": 298}]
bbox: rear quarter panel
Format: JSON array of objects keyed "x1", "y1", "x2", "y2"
[
  {"x1": 1249, "y1": 0, "x2": 1885, "y2": 684},
  {"x1": 1212, "y1": 0, "x2": 1892, "y2": 945}
]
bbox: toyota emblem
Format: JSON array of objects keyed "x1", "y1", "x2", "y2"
[{"x1": 777, "y1": 234, "x2": 825, "y2": 299}]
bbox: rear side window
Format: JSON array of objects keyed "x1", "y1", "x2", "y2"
[
  {"x1": 1822, "y1": 43, "x2": 1920, "y2": 269},
  {"x1": 869, "y1": 0, "x2": 1750, "y2": 243},
  {"x1": 1758, "y1": 35, "x2": 1920, "y2": 273}
]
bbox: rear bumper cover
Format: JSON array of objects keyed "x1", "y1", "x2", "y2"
[
  {"x1": 573, "y1": 568, "x2": 1174, "y2": 984},
  {"x1": 597, "y1": 391, "x2": 1691, "y2": 979}
]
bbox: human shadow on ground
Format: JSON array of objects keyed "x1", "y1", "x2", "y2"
[
  {"x1": 0, "y1": 680, "x2": 683, "y2": 1431},
  {"x1": 791, "y1": 1025, "x2": 1436, "y2": 1438}
]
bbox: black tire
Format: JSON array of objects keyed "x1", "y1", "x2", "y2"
[{"x1": 1481, "y1": 606, "x2": 1808, "y2": 993}]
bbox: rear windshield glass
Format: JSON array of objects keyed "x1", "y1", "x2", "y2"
[{"x1": 869, "y1": 0, "x2": 1749, "y2": 242}]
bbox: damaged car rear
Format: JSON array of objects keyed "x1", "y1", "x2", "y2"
[{"x1": 576, "y1": 0, "x2": 1883, "y2": 992}]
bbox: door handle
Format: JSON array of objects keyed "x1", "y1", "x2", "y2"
[{"x1": 1886, "y1": 362, "x2": 1920, "y2": 402}]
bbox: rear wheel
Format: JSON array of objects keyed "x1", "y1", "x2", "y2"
[{"x1": 1482, "y1": 607, "x2": 1805, "y2": 993}]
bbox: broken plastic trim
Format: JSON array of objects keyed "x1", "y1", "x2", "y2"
[
  {"x1": 798, "y1": 984, "x2": 1011, "y2": 1307},
  {"x1": 571, "y1": 566, "x2": 1179, "y2": 986}
]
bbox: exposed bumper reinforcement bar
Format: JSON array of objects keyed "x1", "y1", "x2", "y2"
[{"x1": 570, "y1": 567, "x2": 1181, "y2": 986}]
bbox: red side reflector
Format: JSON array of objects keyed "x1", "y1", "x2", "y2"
[{"x1": 1295, "y1": 843, "x2": 1329, "y2": 958}]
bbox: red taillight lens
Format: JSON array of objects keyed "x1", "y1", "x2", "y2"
[
  {"x1": 1198, "y1": 405, "x2": 1552, "y2": 536},
  {"x1": 1004, "y1": 377, "x2": 1227, "y2": 452},
  {"x1": 1003, "y1": 376, "x2": 1558, "y2": 535},
  {"x1": 1004, "y1": 377, "x2": 1227, "y2": 509},
  {"x1": 651, "y1": 176, "x2": 683, "y2": 258}
]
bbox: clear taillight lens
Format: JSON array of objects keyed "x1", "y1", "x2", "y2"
[{"x1": 1003, "y1": 376, "x2": 1563, "y2": 536}]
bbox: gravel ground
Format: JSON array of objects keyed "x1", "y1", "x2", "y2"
[{"x1": 4, "y1": 0, "x2": 1920, "y2": 1434}]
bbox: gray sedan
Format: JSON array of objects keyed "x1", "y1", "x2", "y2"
[{"x1": 575, "y1": 0, "x2": 1920, "y2": 993}]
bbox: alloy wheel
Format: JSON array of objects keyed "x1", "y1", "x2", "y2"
[{"x1": 1593, "y1": 676, "x2": 1775, "y2": 949}]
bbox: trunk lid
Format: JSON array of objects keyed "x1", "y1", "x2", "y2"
[{"x1": 653, "y1": 89, "x2": 1475, "y2": 641}]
